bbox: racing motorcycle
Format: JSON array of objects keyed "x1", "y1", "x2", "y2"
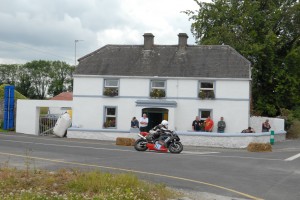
[{"x1": 134, "y1": 130, "x2": 183, "y2": 153}]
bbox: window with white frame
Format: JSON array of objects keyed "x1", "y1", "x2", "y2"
[
  {"x1": 150, "y1": 80, "x2": 166, "y2": 98},
  {"x1": 199, "y1": 109, "x2": 212, "y2": 121},
  {"x1": 103, "y1": 79, "x2": 119, "y2": 97},
  {"x1": 198, "y1": 81, "x2": 215, "y2": 99},
  {"x1": 103, "y1": 107, "x2": 117, "y2": 128}
]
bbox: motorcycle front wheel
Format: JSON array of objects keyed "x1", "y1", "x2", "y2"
[
  {"x1": 134, "y1": 139, "x2": 148, "y2": 151},
  {"x1": 168, "y1": 142, "x2": 183, "y2": 153}
]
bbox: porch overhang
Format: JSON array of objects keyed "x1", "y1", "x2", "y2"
[{"x1": 135, "y1": 100, "x2": 177, "y2": 108}]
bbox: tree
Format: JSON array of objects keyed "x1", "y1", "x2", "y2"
[
  {"x1": 0, "y1": 64, "x2": 19, "y2": 85},
  {"x1": 48, "y1": 61, "x2": 74, "y2": 96},
  {"x1": 15, "y1": 67, "x2": 35, "y2": 98},
  {"x1": 23, "y1": 60, "x2": 52, "y2": 99},
  {"x1": 185, "y1": 0, "x2": 300, "y2": 116}
]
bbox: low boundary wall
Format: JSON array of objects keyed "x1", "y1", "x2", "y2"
[{"x1": 67, "y1": 128, "x2": 286, "y2": 148}]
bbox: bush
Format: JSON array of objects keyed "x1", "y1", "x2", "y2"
[{"x1": 286, "y1": 119, "x2": 300, "y2": 139}]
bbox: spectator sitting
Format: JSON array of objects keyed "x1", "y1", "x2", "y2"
[
  {"x1": 131, "y1": 117, "x2": 139, "y2": 128},
  {"x1": 262, "y1": 119, "x2": 271, "y2": 132},
  {"x1": 241, "y1": 127, "x2": 255, "y2": 133}
]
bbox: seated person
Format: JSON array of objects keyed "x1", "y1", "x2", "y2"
[
  {"x1": 241, "y1": 127, "x2": 255, "y2": 133},
  {"x1": 131, "y1": 117, "x2": 139, "y2": 128}
]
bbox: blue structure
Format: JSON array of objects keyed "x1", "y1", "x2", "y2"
[{"x1": 3, "y1": 85, "x2": 15, "y2": 130}]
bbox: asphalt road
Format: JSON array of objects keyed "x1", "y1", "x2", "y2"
[{"x1": 0, "y1": 132, "x2": 299, "y2": 200}]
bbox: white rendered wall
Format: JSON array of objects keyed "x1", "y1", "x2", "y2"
[
  {"x1": 216, "y1": 80, "x2": 250, "y2": 99},
  {"x1": 250, "y1": 116, "x2": 285, "y2": 132},
  {"x1": 73, "y1": 77, "x2": 102, "y2": 95},
  {"x1": 67, "y1": 129, "x2": 286, "y2": 148},
  {"x1": 72, "y1": 76, "x2": 250, "y2": 133},
  {"x1": 16, "y1": 100, "x2": 73, "y2": 135}
]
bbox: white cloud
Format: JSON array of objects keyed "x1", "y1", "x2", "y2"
[{"x1": 0, "y1": 0, "x2": 201, "y2": 64}]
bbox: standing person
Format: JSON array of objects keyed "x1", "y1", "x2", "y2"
[
  {"x1": 192, "y1": 116, "x2": 202, "y2": 131},
  {"x1": 204, "y1": 116, "x2": 214, "y2": 132},
  {"x1": 217, "y1": 117, "x2": 226, "y2": 133},
  {"x1": 139, "y1": 113, "x2": 149, "y2": 132},
  {"x1": 262, "y1": 119, "x2": 271, "y2": 132},
  {"x1": 131, "y1": 117, "x2": 139, "y2": 128}
]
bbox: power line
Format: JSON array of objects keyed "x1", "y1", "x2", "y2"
[{"x1": 0, "y1": 40, "x2": 74, "y2": 62}]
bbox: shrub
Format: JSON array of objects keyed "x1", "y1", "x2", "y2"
[{"x1": 286, "y1": 119, "x2": 300, "y2": 139}]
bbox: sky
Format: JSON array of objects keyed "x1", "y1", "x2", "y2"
[{"x1": 0, "y1": 0, "x2": 204, "y2": 65}]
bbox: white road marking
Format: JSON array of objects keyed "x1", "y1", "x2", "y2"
[
  {"x1": 0, "y1": 139, "x2": 136, "y2": 152},
  {"x1": 284, "y1": 153, "x2": 300, "y2": 161},
  {"x1": 0, "y1": 138, "x2": 287, "y2": 161},
  {"x1": 182, "y1": 151, "x2": 220, "y2": 155},
  {"x1": 0, "y1": 139, "x2": 221, "y2": 156}
]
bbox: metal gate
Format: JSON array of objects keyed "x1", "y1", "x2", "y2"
[{"x1": 39, "y1": 114, "x2": 59, "y2": 136}]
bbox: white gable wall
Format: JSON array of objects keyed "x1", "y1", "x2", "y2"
[{"x1": 72, "y1": 76, "x2": 250, "y2": 133}]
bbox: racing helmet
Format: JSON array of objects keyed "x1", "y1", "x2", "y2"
[{"x1": 161, "y1": 120, "x2": 168, "y2": 128}]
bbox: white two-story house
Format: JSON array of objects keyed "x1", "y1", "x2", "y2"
[{"x1": 68, "y1": 33, "x2": 251, "y2": 140}]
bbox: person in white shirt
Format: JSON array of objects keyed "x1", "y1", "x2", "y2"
[{"x1": 139, "y1": 113, "x2": 149, "y2": 132}]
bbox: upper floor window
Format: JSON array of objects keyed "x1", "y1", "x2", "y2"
[
  {"x1": 150, "y1": 80, "x2": 166, "y2": 98},
  {"x1": 103, "y1": 106, "x2": 117, "y2": 128},
  {"x1": 103, "y1": 79, "x2": 119, "y2": 97},
  {"x1": 198, "y1": 81, "x2": 215, "y2": 99}
]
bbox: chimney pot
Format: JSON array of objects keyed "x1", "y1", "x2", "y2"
[{"x1": 143, "y1": 33, "x2": 154, "y2": 50}]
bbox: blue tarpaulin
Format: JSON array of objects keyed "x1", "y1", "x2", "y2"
[{"x1": 3, "y1": 85, "x2": 15, "y2": 130}]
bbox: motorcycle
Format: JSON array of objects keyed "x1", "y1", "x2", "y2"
[{"x1": 134, "y1": 130, "x2": 183, "y2": 153}]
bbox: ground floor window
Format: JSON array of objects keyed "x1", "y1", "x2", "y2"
[
  {"x1": 103, "y1": 107, "x2": 117, "y2": 128},
  {"x1": 199, "y1": 109, "x2": 212, "y2": 121}
]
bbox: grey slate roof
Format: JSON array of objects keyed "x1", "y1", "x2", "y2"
[{"x1": 75, "y1": 45, "x2": 250, "y2": 79}]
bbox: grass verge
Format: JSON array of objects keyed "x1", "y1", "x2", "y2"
[{"x1": 0, "y1": 166, "x2": 181, "y2": 200}]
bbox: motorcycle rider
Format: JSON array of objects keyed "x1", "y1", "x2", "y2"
[{"x1": 146, "y1": 120, "x2": 170, "y2": 144}]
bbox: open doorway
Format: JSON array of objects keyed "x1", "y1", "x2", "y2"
[{"x1": 142, "y1": 108, "x2": 168, "y2": 130}]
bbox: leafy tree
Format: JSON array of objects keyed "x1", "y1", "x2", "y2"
[
  {"x1": 15, "y1": 69, "x2": 34, "y2": 98},
  {"x1": 185, "y1": 0, "x2": 300, "y2": 116},
  {"x1": 48, "y1": 61, "x2": 74, "y2": 96},
  {"x1": 0, "y1": 64, "x2": 19, "y2": 85},
  {"x1": 22, "y1": 60, "x2": 52, "y2": 99}
]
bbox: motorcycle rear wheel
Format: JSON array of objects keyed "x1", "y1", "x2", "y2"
[
  {"x1": 168, "y1": 142, "x2": 183, "y2": 153},
  {"x1": 134, "y1": 139, "x2": 148, "y2": 151}
]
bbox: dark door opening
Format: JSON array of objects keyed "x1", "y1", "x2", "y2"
[
  {"x1": 148, "y1": 112, "x2": 163, "y2": 129},
  {"x1": 142, "y1": 108, "x2": 168, "y2": 130}
]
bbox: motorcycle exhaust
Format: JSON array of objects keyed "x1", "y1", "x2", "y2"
[{"x1": 137, "y1": 133, "x2": 147, "y2": 140}]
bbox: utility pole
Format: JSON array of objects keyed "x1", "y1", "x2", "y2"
[{"x1": 74, "y1": 39, "x2": 83, "y2": 66}]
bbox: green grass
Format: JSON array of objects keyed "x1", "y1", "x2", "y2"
[{"x1": 0, "y1": 167, "x2": 182, "y2": 200}]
